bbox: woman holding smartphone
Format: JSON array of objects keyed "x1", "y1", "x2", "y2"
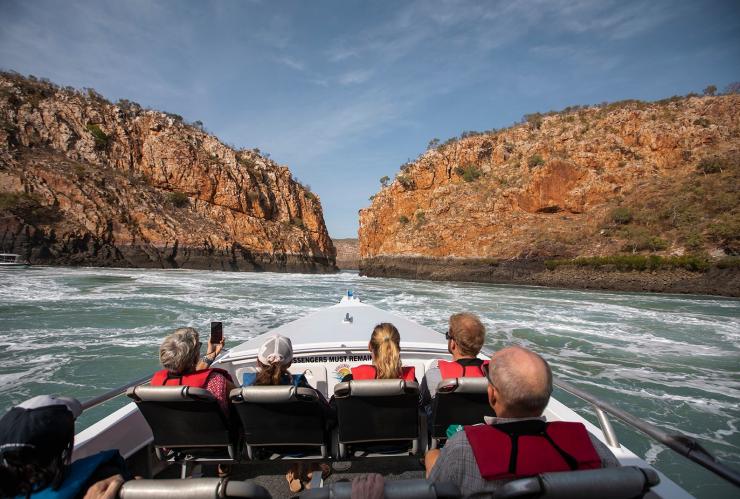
[{"x1": 150, "y1": 326, "x2": 235, "y2": 416}]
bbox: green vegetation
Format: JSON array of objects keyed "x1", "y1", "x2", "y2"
[
  {"x1": 380, "y1": 175, "x2": 390, "y2": 188},
  {"x1": 291, "y1": 217, "x2": 305, "y2": 229},
  {"x1": 545, "y1": 255, "x2": 711, "y2": 272},
  {"x1": 717, "y1": 257, "x2": 740, "y2": 269},
  {"x1": 167, "y1": 191, "x2": 189, "y2": 208},
  {"x1": 85, "y1": 123, "x2": 110, "y2": 150},
  {"x1": 0, "y1": 191, "x2": 62, "y2": 225},
  {"x1": 415, "y1": 211, "x2": 426, "y2": 225},
  {"x1": 696, "y1": 156, "x2": 725, "y2": 174},
  {"x1": 455, "y1": 164, "x2": 482, "y2": 182},
  {"x1": 399, "y1": 215, "x2": 409, "y2": 224},
  {"x1": 528, "y1": 154, "x2": 545, "y2": 168},
  {"x1": 693, "y1": 118, "x2": 710, "y2": 128},
  {"x1": 703, "y1": 85, "x2": 717, "y2": 96},
  {"x1": 609, "y1": 207, "x2": 633, "y2": 225},
  {"x1": 397, "y1": 174, "x2": 414, "y2": 189}
]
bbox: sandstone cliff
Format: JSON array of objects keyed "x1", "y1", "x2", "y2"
[
  {"x1": 360, "y1": 94, "x2": 739, "y2": 295},
  {"x1": 333, "y1": 238, "x2": 359, "y2": 269},
  {"x1": 0, "y1": 73, "x2": 336, "y2": 272}
]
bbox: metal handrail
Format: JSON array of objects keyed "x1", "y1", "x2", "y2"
[
  {"x1": 80, "y1": 374, "x2": 152, "y2": 411},
  {"x1": 553, "y1": 378, "x2": 740, "y2": 487}
]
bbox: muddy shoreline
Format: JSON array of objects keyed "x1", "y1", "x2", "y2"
[{"x1": 360, "y1": 256, "x2": 740, "y2": 297}]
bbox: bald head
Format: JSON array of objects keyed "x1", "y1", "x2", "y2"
[{"x1": 488, "y1": 346, "x2": 552, "y2": 418}]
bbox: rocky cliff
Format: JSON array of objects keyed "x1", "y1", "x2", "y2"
[
  {"x1": 0, "y1": 73, "x2": 336, "y2": 272},
  {"x1": 333, "y1": 238, "x2": 359, "y2": 269},
  {"x1": 360, "y1": 94, "x2": 740, "y2": 295}
]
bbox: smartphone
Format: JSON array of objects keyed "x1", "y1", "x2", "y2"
[{"x1": 210, "y1": 321, "x2": 223, "y2": 344}]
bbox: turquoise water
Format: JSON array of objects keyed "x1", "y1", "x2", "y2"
[{"x1": 0, "y1": 267, "x2": 738, "y2": 497}]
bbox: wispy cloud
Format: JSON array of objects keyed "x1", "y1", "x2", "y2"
[
  {"x1": 338, "y1": 68, "x2": 373, "y2": 85},
  {"x1": 277, "y1": 56, "x2": 305, "y2": 71}
]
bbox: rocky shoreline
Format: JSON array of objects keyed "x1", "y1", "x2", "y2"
[{"x1": 360, "y1": 256, "x2": 740, "y2": 297}]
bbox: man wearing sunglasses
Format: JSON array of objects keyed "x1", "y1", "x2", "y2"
[
  {"x1": 425, "y1": 346, "x2": 616, "y2": 496},
  {"x1": 420, "y1": 312, "x2": 487, "y2": 412}
]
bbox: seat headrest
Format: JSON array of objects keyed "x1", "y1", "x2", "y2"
[
  {"x1": 126, "y1": 385, "x2": 216, "y2": 403},
  {"x1": 119, "y1": 478, "x2": 271, "y2": 499},
  {"x1": 297, "y1": 479, "x2": 460, "y2": 499},
  {"x1": 436, "y1": 377, "x2": 489, "y2": 394},
  {"x1": 230, "y1": 385, "x2": 318, "y2": 403},
  {"x1": 334, "y1": 379, "x2": 420, "y2": 398},
  {"x1": 495, "y1": 466, "x2": 660, "y2": 499}
]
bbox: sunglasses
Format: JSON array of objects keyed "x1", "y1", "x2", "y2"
[
  {"x1": 444, "y1": 329, "x2": 453, "y2": 341},
  {"x1": 482, "y1": 363, "x2": 494, "y2": 386}
]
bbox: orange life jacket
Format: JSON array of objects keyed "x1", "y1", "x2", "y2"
[
  {"x1": 438, "y1": 359, "x2": 488, "y2": 378},
  {"x1": 150, "y1": 368, "x2": 232, "y2": 388},
  {"x1": 350, "y1": 364, "x2": 416, "y2": 381},
  {"x1": 464, "y1": 420, "x2": 602, "y2": 480}
]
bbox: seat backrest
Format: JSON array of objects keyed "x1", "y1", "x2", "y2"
[
  {"x1": 334, "y1": 380, "x2": 420, "y2": 443},
  {"x1": 431, "y1": 377, "x2": 494, "y2": 438},
  {"x1": 494, "y1": 466, "x2": 660, "y2": 499},
  {"x1": 126, "y1": 385, "x2": 231, "y2": 448},
  {"x1": 298, "y1": 479, "x2": 461, "y2": 499},
  {"x1": 118, "y1": 478, "x2": 271, "y2": 499},
  {"x1": 230, "y1": 386, "x2": 326, "y2": 446}
]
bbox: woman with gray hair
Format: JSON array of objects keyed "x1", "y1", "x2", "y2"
[{"x1": 150, "y1": 327, "x2": 234, "y2": 415}]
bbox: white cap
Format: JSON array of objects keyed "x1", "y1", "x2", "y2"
[
  {"x1": 17, "y1": 395, "x2": 82, "y2": 419},
  {"x1": 257, "y1": 334, "x2": 293, "y2": 366}
]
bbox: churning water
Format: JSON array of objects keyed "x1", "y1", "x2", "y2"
[{"x1": 0, "y1": 267, "x2": 737, "y2": 497}]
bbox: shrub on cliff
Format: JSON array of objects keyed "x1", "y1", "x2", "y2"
[
  {"x1": 0, "y1": 191, "x2": 62, "y2": 225},
  {"x1": 528, "y1": 154, "x2": 545, "y2": 168},
  {"x1": 397, "y1": 174, "x2": 414, "y2": 190},
  {"x1": 399, "y1": 215, "x2": 409, "y2": 224},
  {"x1": 167, "y1": 191, "x2": 189, "y2": 208},
  {"x1": 610, "y1": 207, "x2": 633, "y2": 225},
  {"x1": 85, "y1": 123, "x2": 110, "y2": 150},
  {"x1": 696, "y1": 156, "x2": 724, "y2": 174},
  {"x1": 455, "y1": 164, "x2": 482, "y2": 182},
  {"x1": 545, "y1": 255, "x2": 710, "y2": 272},
  {"x1": 380, "y1": 176, "x2": 390, "y2": 188}
]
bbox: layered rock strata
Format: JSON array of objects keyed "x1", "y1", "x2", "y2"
[
  {"x1": 360, "y1": 94, "x2": 739, "y2": 295},
  {"x1": 0, "y1": 73, "x2": 336, "y2": 272}
]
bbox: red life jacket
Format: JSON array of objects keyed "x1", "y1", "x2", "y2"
[
  {"x1": 350, "y1": 364, "x2": 416, "y2": 382},
  {"x1": 464, "y1": 420, "x2": 602, "y2": 480},
  {"x1": 438, "y1": 359, "x2": 488, "y2": 378},
  {"x1": 150, "y1": 368, "x2": 232, "y2": 388}
]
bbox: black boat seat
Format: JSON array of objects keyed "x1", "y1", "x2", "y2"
[
  {"x1": 230, "y1": 385, "x2": 328, "y2": 459},
  {"x1": 126, "y1": 385, "x2": 239, "y2": 477},
  {"x1": 493, "y1": 466, "x2": 660, "y2": 499},
  {"x1": 118, "y1": 478, "x2": 271, "y2": 498},
  {"x1": 430, "y1": 377, "x2": 494, "y2": 449},
  {"x1": 333, "y1": 379, "x2": 424, "y2": 458},
  {"x1": 298, "y1": 479, "x2": 461, "y2": 499}
]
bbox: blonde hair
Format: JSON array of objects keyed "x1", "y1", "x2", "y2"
[
  {"x1": 369, "y1": 323, "x2": 402, "y2": 379},
  {"x1": 159, "y1": 327, "x2": 200, "y2": 374}
]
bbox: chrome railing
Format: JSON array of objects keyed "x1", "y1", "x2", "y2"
[
  {"x1": 552, "y1": 378, "x2": 740, "y2": 487},
  {"x1": 80, "y1": 374, "x2": 152, "y2": 411}
]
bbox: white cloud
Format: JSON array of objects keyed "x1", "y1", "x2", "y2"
[
  {"x1": 338, "y1": 69, "x2": 373, "y2": 85},
  {"x1": 277, "y1": 56, "x2": 305, "y2": 71}
]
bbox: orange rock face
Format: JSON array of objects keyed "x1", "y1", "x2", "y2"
[
  {"x1": 0, "y1": 73, "x2": 336, "y2": 271},
  {"x1": 360, "y1": 95, "x2": 739, "y2": 261}
]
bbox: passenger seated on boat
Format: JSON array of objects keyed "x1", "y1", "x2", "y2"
[
  {"x1": 420, "y1": 312, "x2": 487, "y2": 409},
  {"x1": 242, "y1": 334, "x2": 312, "y2": 388},
  {"x1": 151, "y1": 327, "x2": 235, "y2": 415},
  {"x1": 242, "y1": 333, "x2": 334, "y2": 415},
  {"x1": 424, "y1": 346, "x2": 617, "y2": 497},
  {"x1": 0, "y1": 395, "x2": 131, "y2": 498},
  {"x1": 340, "y1": 322, "x2": 417, "y2": 382}
]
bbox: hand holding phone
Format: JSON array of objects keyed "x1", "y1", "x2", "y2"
[{"x1": 208, "y1": 322, "x2": 224, "y2": 357}]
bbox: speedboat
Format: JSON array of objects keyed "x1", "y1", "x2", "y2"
[
  {"x1": 70, "y1": 293, "x2": 738, "y2": 498},
  {"x1": 0, "y1": 253, "x2": 30, "y2": 268}
]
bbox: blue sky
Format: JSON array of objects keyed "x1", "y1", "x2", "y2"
[{"x1": 1, "y1": 1, "x2": 738, "y2": 238}]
